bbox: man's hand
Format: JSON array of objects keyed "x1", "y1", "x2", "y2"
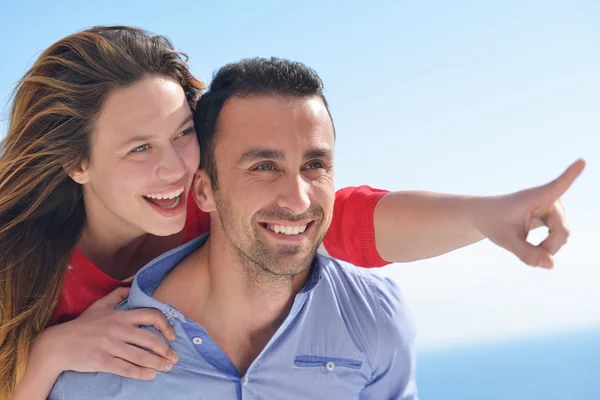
[{"x1": 473, "y1": 159, "x2": 586, "y2": 268}]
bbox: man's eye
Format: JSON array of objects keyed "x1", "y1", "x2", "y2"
[
  {"x1": 306, "y1": 161, "x2": 325, "y2": 169},
  {"x1": 131, "y1": 144, "x2": 149, "y2": 153},
  {"x1": 254, "y1": 163, "x2": 276, "y2": 171}
]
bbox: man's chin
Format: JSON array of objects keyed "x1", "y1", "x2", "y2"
[
  {"x1": 266, "y1": 252, "x2": 315, "y2": 274},
  {"x1": 273, "y1": 243, "x2": 318, "y2": 260},
  {"x1": 264, "y1": 265, "x2": 311, "y2": 278},
  {"x1": 248, "y1": 237, "x2": 319, "y2": 274}
]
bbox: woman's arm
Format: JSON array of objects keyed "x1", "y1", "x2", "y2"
[
  {"x1": 11, "y1": 288, "x2": 177, "y2": 400},
  {"x1": 11, "y1": 328, "x2": 66, "y2": 400},
  {"x1": 325, "y1": 159, "x2": 584, "y2": 268}
]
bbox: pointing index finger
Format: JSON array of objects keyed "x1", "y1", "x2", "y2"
[{"x1": 545, "y1": 158, "x2": 585, "y2": 200}]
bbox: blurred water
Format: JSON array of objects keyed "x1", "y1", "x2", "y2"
[{"x1": 417, "y1": 327, "x2": 600, "y2": 399}]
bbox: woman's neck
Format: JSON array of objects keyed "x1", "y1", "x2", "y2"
[{"x1": 77, "y1": 216, "x2": 184, "y2": 281}]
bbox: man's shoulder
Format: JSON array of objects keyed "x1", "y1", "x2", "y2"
[
  {"x1": 316, "y1": 255, "x2": 415, "y2": 339},
  {"x1": 317, "y1": 254, "x2": 404, "y2": 304},
  {"x1": 49, "y1": 371, "x2": 128, "y2": 400}
]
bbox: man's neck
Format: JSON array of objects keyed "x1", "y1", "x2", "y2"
[{"x1": 153, "y1": 232, "x2": 311, "y2": 376}]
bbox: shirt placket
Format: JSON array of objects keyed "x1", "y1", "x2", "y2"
[{"x1": 240, "y1": 290, "x2": 312, "y2": 400}]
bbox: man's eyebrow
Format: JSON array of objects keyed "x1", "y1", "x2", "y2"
[
  {"x1": 237, "y1": 148, "x2": 333, "y2": 164},
  {"x1": 304, "y1": 148, "x2": 333, "y2": 160},
  {"x1": 118, "y1": 115, "x2": 194, "y2": 147},
  {"x1": 237, "y1": 148, "x2": 285, "y2": 164}
]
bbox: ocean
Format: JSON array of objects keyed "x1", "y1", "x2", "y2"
[{"x1": 416, "y1": 327, "x2": 600, "y2": 399}]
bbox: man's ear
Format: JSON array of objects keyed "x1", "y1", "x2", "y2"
[
  {"x1": 66, "y1": 160, "x2": 90, "y2": 185},
  {"x1": 192, "y1": 170, "x2": 217, "y2": 213}
]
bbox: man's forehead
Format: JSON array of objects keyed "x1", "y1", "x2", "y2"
[
  {"x1": 218, "y1": 96, "x2": 329, "y2": 137},
  {"x1": 213, "y1": 94, "x2": 334, "y2": 159},
  {"x1": 219, "y1": 94, "x2": 328, "y2": 121}
]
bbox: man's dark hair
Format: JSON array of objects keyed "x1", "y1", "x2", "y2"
[{"x1": 193, "y1": 57, "x2": 334, "y2": 189}]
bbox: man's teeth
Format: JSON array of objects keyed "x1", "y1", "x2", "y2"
[
  {"x1": 144, "y1": 187, "x2": 184, "y2": 200},
  {"x1": 267, "y1": 224, "x2": 308, "y2": 235}
]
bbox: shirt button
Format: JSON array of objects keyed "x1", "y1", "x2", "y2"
[
  {"x1": 192, "y1": 337, "x2": 203, "y2": 345},
  {"x1": 242, "y1": 376, "x2": 249, "y2": 386},
  {"x1": 326, "y1": 362, "x2": 336, "y2": 372},
  {"x1": 169, "y1": 309, "x2": 178, "y2": 318},
  {"x1": 162, "y1": 312, "x2": 174, "y2": 324}
]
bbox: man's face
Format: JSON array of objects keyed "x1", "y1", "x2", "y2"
[
  {"x1": 201, "y1": 94, "x2": 335, "y2": 277},
  {"x1": 72, "y1": 75, "x2": 200, "y2": 237}
]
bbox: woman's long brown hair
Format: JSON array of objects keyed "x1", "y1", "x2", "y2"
[{"x1": 0, "y1": 26, "x2": 204, "y2": 398}]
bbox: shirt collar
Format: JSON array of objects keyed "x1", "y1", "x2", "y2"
[
  {"x1": 127, "y1": 233, "x2": 325, "y2": 310},
  {"x1": 300, "y1": 255, "x2": 325, "y2": 293},
  {"x1": 128, "y1": 234, "x2": 208, "y2": 310}
]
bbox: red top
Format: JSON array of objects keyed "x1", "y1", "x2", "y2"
[{"x1": 49, "y1": 185, "x2": 389, "y2": 325}]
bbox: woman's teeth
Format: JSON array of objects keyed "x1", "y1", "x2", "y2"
[
  {"x1": 144, "y1": 187, "x2": 184, "y2": 200},
  {"x1": 159, "y1": 195, "x2": 181, "y2": 209},
  {"x1": 143, "y1": 187, "x2": 184, "y2": 209}
]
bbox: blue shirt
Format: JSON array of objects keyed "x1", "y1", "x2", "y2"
[{"x1": 50, "y1": 234, "x2": 417, "y2": 399}]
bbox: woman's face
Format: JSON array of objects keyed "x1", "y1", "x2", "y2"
[{"x1": 70, "y1": 75, "x2": 200, "y2": 238}]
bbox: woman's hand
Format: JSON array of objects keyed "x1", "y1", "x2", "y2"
[{"x1": 41, "y1": 287, "x2": 179, "y2": 380}]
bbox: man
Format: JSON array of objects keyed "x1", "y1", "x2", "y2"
[{"x1": 50, "y1": 58, "x2": 418, "y2": 399}]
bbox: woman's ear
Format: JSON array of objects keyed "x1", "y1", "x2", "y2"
[{"x1": 66, "y1": 160, "x2": 90, "y2": 185}]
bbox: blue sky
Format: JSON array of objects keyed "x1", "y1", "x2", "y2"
[{"x1": 1, "y1": 0, "x2": 598, "y2": 350}]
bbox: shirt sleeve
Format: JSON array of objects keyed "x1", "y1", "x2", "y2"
[
  {"x1": 360, "y1": 277, "x2": 418, "y2": 400},
  {"x1": 322, "y1": 185, "x2": 390, "y2": 268}
]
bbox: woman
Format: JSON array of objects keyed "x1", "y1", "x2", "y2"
[{"x1": 0, "y1": 26, "x2": 391, "y2": 399}]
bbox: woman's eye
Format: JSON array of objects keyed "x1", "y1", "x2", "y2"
[{"x1": 177, "y1": 127, "x2": 195, "y2": 138}]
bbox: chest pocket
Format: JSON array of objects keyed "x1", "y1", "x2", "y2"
[{"x1": 293, "y1": 355, "x2": 363, "y2": 372}]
